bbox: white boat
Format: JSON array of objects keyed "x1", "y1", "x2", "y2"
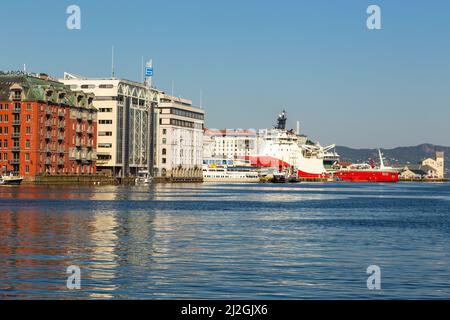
[
  {"x1": 203, "y1": 166, "x2": 260, "y2": 183},
  {"x1": 135, "y1": 171, "x2": 152, "y2": 184},
  {"x1": 0, "y1": 173, "x2": 24, "y2": 186}
]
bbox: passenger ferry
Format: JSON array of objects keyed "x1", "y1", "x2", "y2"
[{"x1": 203, "y1": 166, "x2": 260, "y2": 183}]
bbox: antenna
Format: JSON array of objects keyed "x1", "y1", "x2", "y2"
[
  {"x1": 141, "y1": 56, "x2": 144, "y2": 83},
  {"x1": 111, "y1": 45, "x2": 115, "y2": 78}
]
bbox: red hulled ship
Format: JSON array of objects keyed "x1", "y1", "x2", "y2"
[{"x1": 333, "y1": 150, "x2": 399, "y2": 183}]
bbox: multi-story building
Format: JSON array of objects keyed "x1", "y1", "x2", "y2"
[
  {"x1": 422, "y1": 152, "x2": 445, "y2": 179},
  {"x1": 0, "y1": 72, "x2": 97, "y2": 181},
  {"x1": 61, "y1": 73, "x2": 160, "y2": 177},
  {"x1": 203, "y1": 128, "x2": 257, "y2": 162},
  {"x1": 154, "y1": 94, "x2": 204, "y2": 180}
]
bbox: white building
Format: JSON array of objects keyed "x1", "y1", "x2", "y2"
[
  {"x1": 422, "y1": 152, "x2": 445, "y2": 179},
  {"x1": 203, "y1": 129, "x2": 257, "y2": 162},
  {"x1": 61, "y1": 72, "x2": 160, "y2": 176},
  {"x1": 154, "y1": 94, "x2": 204, "y2": 180}
]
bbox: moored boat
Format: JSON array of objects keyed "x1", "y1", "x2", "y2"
[
  {"x1": 0, "y1": 173, "x2": 24, "y2": 186},
  {"x1": 333, "y1": 150, "x2": 399, "y2": 183},
  {"x1": 203, "y1": 166, "x2": 260, "y2": 183}
]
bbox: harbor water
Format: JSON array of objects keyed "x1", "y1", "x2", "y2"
[{"x1": 0, "y1": 182, "x2": 450, "y2": 299}]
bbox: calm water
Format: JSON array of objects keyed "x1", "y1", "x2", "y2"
[{"x1": 0, "y1": 182, "x2": 449, "y2": 299}]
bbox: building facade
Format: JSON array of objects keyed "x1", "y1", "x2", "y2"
[
  {"x1": 203, "y1": 129, "x2": 257, "y2": 163},
  {"x1": 422, "y1": 152, "x2": 445, "y2": 179},
  {"x1": 0, "y1": 72, "x2": 97, "y2": 181},
  {"x1": 61, "y1": 73, "x2": 160, "y2": 177},
  {"x1": 154, "y1": 95, "x2": 204, "y2": 180}
]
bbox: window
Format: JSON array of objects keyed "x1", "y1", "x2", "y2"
[
  {"x1": 0, "y1": 127, "x2": 2, "y2": 134},
  {"x1": 14, "y1": 91, "x2": 21, "y2": 99},
  {"x1": 98, "y1": 131, "x2": 112, "y2": 136},
  {"x1": 99, "y1": 108, "x2": 113, "y2": 112},
  {"x1": 162, "y1": 138, "x2": 166, "y2": 144},
  {"x1": 4, "y1": 115, "x2": 8, "y2": 121},
  {"x1": 81, "y1": 84, "x2": 96, "y2": 89},
  {"x1": 26, "y1": 115, "x2": 31, "y2": 122},
  {"x1": 4, "y1": 104, "x2": 8, "y2": 110},
  {"x1": 26, "y1": 153, "x2": 30, "y2": 161},
  {"x1": 25, "y1": 165, "x2": 29, "y2": 174},
  {"x1": 27, "y1": 104, "x2": 31, "y2": 110},
  {"x1": 162, "y1": 129, "x2": 167, "y2": 135},
  {"x1": 99, "y1": 84, "x2": 114, "y2": 89},
  {"x1": 3, "y1": 140, "x2": 7, "y2": 148},
  {"x1": 99, "y1": 120, "x2": 113, "y2": 124},
  {"x1": 26, "y1": 140, "x2": 30, "y2": 148},
  {"x1": 0, "y1": 104, "x2": 2, "y2": 110},
  {"x1": 162, "y1": 158, "x2": 166, "y2": 164},
  {"x1": 0, "y1": 115, "x2": 2, "y2": 122},
  {"x1": 26, "y1": 127, "x2": 31, "y2": 134},
  {"x1": 98, "y1": 143, "x2": 112, "y2": 148},
  {"x1": 3, "y1": 127, "x2": 7, "y2": 134},
  {"x1": 162, "y1": 148, "x2": 166, "y2": 155}
]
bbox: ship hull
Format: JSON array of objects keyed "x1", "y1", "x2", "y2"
[{"x1": 333, "y1": 170, "x2": 398, "y2": 183}]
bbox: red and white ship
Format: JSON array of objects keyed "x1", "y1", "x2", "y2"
[
  {"x1": 333, "y1": 150, "x2": 399, "y2": 183},
  {"x1": 246, "y1": 111, "x2": 334, "y2": 179}
]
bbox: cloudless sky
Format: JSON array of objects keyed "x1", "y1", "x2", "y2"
[{"x1": 1, "y1": 0, "x2": 449, "y2": 148}]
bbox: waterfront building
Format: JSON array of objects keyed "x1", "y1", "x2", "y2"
[
  {"x1": 422, "y1": 152, "x2": 445, "y2": 179},
  {"x1": 0, "y1": 72, "x2": 97, "y2": 181},
  {"x1": 154, "y1": 94, "x2": 204, "y2": 180},
  {"x1": 61, "y1": 73, "x2": 160, "y2": 177},
  {"x1": 203, "y1": 129, "x2": 257, "y2": 163}
]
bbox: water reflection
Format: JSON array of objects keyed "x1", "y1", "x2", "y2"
[{"x1": 0, "y1": 183, "x2": 449, "y2": 299}]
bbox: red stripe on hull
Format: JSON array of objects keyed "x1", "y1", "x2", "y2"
[
  {"x1": 297, "y1": 170, "x2": 329, "y2": 179},
  {"x1": 246, "y1": 156, "x2": 291, "y2": 168},
  {"x1": 334, "y1": 170, "x2": 398, "y2": 183}
]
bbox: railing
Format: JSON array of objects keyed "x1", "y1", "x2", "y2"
[
  {"x1": 12, "y1": 108, "x2": 21, "y2": 114},
  {"x1": 12, "y1": 120, "x2": 21, "y2": 126},
  {"x1": 11, "y1": 132, "x2": 21, "y2": 139},
  {"x1": 10, "y1": 159, "x2": 20, "y2": 165},
  {"x1": 12, "y1": 146, "x2": 20, "y2": 152}
]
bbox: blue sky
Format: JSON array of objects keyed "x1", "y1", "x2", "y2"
[{"x1": 1, "y1": 0, "x2": 449, "y2": 148}]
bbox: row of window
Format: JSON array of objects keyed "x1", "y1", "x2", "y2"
[
  {"x1": 98, "y1": 108, "x2": 113, "y2": 112},
  {"x1": 99, "y1": 131, "x2": 113, "y2": 136},
  {"x1": 69, "y1": 84, "x2": 114, "y2": 90},
  {"x1": 99, "y1": 120, "x2": 113, "y2": 124},
  {"x1": 0, "y1": 103, "x2": 32, "y2": 110},
  {"x1": 169, "y1": 107, "x2": 204, "y2": 120}
]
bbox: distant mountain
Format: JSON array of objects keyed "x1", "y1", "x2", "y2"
[{"x1": 335, "y1": 144, "x2": 450, "y2": 175}]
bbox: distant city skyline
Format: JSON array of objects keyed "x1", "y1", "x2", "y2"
[{"x1": 1, "y1": 0, "x2": 449, "y2": 148}]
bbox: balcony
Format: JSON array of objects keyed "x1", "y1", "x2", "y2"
[
  {"x1": 87, "y1": 127, "x2": 94, "y2": 135},
  {"x1": 58, "y1": 111, "x2": 65, "y2": 118},
  {"x1": 76, "y1": 126, "x2": 82, "y2": 134},
  {"x1": 11, "y1": 132, "x2": 21, "y2": 139},
  {"x1": 58, "y1": 159, "x2": 65, "y2": 166},
  {"x1": 87, "y1": 141, "x2": 93, "y2": 148},
  {"x1": 87, "y1": 113, "x2": 93, "y2": 122},
  {"x1": 12, "y1": 120, "x2": 21, "y2": 126},
  {"x1": 58, "y1": 133, "x2": 65, "y2": 141},
  {"x1": 75, "y1": 139, "x2": 82, "y2": 147},
  {"x1": 45, "y1": 108, "x2": 52, "y2": 116},
  {"x1": 12, "y1": 108, "x2": 21, "y2": 114},
  {"x1": 58, "y1": 122, "x2": 65, "y2": 130},
  {"x1": 45, "y1": 120, "x2": 52, "y2": 128},
  {"x1": 9, "y1": 159, "x2": 20, "y2": 165},
  {"x1": 45, "y1": 147, "x2": 52, "y2": 154},
  {"x1": 44, "y1": 159, "x2": 51, "y2": 165},
  {"x1": 75, "y1": 153, "x2": 81, "y2": 161},
  {"x1": 12, "y1": 146, "x2": 20, "y2": 152},
  {"x1": 76, "y1": 112, "x2": 82, "y2": 120},
  {"x1": 58, "y1": 147, "x2": 65, "y2": 154},
  {"x1": 45, "y1": 132, "x2": 51, "y2": 140}
]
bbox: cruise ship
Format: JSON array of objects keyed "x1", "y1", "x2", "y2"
[{"x1": 203, "y1": 166, "x2": 260, "y2": 183}]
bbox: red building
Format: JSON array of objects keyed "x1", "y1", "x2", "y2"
[{"x1": 0, "y1": 72, "x2": 97, "y2": 181}]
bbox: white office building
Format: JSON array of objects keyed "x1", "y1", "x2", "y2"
[
  {"x1": 61, "y1": 72, "x2": 160, "y2": 176},
  {"x1": 154, "y1": 94, "x2": 204, "y2": 180}
]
